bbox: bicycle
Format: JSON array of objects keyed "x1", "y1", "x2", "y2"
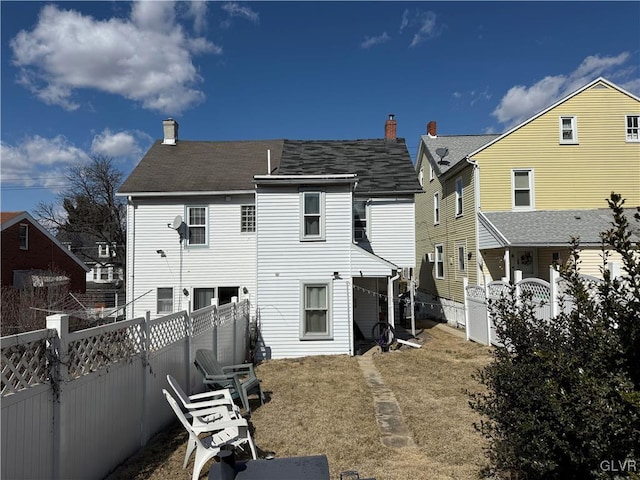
[{"x1": 371, "y1": 321, "x2": 395, "y2": 352}]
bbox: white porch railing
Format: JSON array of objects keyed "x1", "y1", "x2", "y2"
[{"x1": 1, "y1": 299, "x2": 251, "y2": 480}]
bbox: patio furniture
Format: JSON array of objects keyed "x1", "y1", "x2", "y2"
[
  {"x1": 166, "y1": 374, "x2": 241, "y2": 417},
  {"x1": 208, "y1": 450, "x2": 330, "y2": 480},
  {"x1": 163, "y1": 390, "x2": 258, "y2": 480},
  {"x1": 194, "y1": 349, "x2": 264, "y2": 413}
]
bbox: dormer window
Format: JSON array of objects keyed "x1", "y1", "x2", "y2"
[
  {"x1": 559, "y1": 116, "x2": 578, "y2": 144},
  {"x1": 98, "y1": 244, "x2": 110, "y2": 258}
]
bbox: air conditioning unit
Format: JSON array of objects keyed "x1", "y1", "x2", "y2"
[{"x1": 427, "y1": 252, "x2": 435, "y2": 263}]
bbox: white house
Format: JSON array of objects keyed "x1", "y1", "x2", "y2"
[{"x1": 118, "y1": 117, "x2": 422, "y2": 359}]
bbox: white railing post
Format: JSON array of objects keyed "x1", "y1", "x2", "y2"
[
  {"x1": 211, "y1": 298, "x2": 219, "y2": 357},
  {"x1": 514, "y1": 270, "x2": 523, "y2": 306},
  {"x1": 463, "y1": 277, "x2": 470, "y2": 341},
  {"x1": 141, "y1": 311, "x2": 151, "y2": 446},
  {"x1": 232, "y1": 297, "x2": 238, "y2": 363},
  {"x1": 484, "y1": 274, "x2": 491, "y2": 346},
  {"x1": 550, "y1": 265, "x2": 560, "y2": 318},
  {"x1": 46, "y1": 314, "x2": 69, "y2": 480}
]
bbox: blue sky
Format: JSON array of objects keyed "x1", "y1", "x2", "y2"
[{"x1": 2, "y1": 1, "x2": 639, "y2": 214}]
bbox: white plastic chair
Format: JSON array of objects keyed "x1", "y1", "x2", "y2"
[{"x1": 163, "y1": 389, "x2": 257, "y2": 480}]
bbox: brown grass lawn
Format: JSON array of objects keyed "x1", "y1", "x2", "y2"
[{"x1": 106, "y1": 322, "x2": 491, "y2": 480}]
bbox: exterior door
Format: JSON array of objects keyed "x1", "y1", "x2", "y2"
[{"x1": 512, "y1": 248, "x2": 536, "y2": 278}]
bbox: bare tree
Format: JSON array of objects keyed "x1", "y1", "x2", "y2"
[{"x1": 35, "y1": 155, "x2": 126, "y2": 272}]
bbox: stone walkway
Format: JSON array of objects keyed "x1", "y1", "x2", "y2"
[{"x1": 357, "y1": 350, "x2": 417, "y2": 449}]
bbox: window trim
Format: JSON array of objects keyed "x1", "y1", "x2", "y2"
[
  {"x1": 456, "y1": 241, "x2": 467, "y2": 277},
  {"x1": 240, "y1": 205, "x2": 256, "y2": 233},
  {"x1": 559, "y1": 116, "x2": 578, "y2": 144},
  {"x1": 353, "y1": 198, "x2": 368, "y2": 242},
  {"x1": 19, "y1": 223, "x2": 28, "y2": 250},
  {"x1": 185, "y1": 205, "x2": 208, "y2": 247},
  {"x1": 455, "y1": 177, "x2": 463, "y2": 217},
  {"x1": 512, "y1": 168, "x2": 535, "y2": 211},
  {"x1": 157, "y1": 287, "x2": 174, "y2": 314},
  {"x1": 626, "y1": 115, "x2": 639, "y2": 142},
  {"x1": 300, "y1": 190, "x2": 325, "y2": 241},
  {"x1": 435, "y1": 244, "x2": 445, "y2": 279},
  {"x1": 429, "y1": 164, "x2": 435, "y2": 182},
  {"x1": 433, "y1": 192, "x2": 440, "y2": 225},
  {"x1": 300, "y1": 282, "x2": 332, "y2": 340}
]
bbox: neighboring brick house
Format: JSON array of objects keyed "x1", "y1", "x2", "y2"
[{"x1": 1, "y1": 211, "x2": 89, "y2": 293}]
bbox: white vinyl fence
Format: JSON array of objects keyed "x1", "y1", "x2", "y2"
[
  {"x1": 1, "y1": 299, "x2": 251, "y2": 480},
  {"x1": 464, "y1": 266, "x2": 614, "y2": 347}
]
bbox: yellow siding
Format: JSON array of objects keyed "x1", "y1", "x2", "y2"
[
  {"x1": 475, "y1": 82, "x2": 640, "y2": 211},
  {"x1": 415, "y1": 158, "x2": 477, "y2": 304}
]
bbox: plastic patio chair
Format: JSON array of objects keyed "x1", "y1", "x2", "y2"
[
  {"x1": 163, "y1": 389, "x2": 257, "y2": 480},
  {"x1": 166, "y1": 374, "x2": 241, "y2": 418},
  {"x1": 194, "y1": 349, "x2": 265, "y2": 413}
]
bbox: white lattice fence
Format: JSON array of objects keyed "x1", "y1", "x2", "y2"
[{"x1": 1, "y1": 328, "x2": 55, "y2": 396}]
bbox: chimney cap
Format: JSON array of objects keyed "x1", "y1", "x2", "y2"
[{"x1": 388, "y1": 114, "x2": 395, "y2": 120}]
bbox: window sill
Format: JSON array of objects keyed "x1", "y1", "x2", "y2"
[
  {"x1": 300, "y1": 335, "x2": 333, "y2": 341},
  {"x1": 559, "y1": 141, "x2": 579, "y2": 145}
]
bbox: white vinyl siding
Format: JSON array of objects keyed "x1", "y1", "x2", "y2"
[
  {"x1": 559, "y1": 116, "x2": 578, "y2": 144},
  {"x1": 256, "y1": 185, "x2": 352, "y2": 359},
  {"x1": 367, "y1": 197, "x2": 415, "y2": 268},
  {"x1": 125, "y1": 195, "x2": 256, "y2": 320},
  {"x1": 626, "y1": 115, "x2": 639, "y2": 141},
  {"x1": 512, "y1": 169, "x2": 534, "y2": 210}
]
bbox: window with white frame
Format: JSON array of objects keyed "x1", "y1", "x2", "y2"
[
  {"x1": 353, "y1": 199, "x2": 367, "y2": 242},
  {"x1": 186, "y1": 206, "x2": 207, "y2": 246},
  {"x1": 429, "y1": 164, "x2": 435, "y2": 182},
  {"x1": 19, "y1": 224, "x2": 28, "y2": 250},
  {"x1": 241, "y1": 205, "x2": 256, "y2": 232},
  {"x1": 626, "y1": 115, "x2": 639, "y2": 141},
  {"x1": 301, "y1": 283, "x2": 331, "y2": 339},
  {"x1": 433, "y1": 192, "x2": 440, "y2": 225},
  {"x1": 435, "y1": 244, "x2": 444, "y2": 279},
  {"x1": 301, "y1": 191, "x2": 324, "y2": 240},
  {"x1": 98, "y1": 243, "x2": 110, "y2": 258},
  {"x1": 456, "y1": 242, "x2": 466, "y2": 274},
  {"x1": 513, "y1": 169, "x2": 534, "y2": 210},
  {"x1": 559, "y1": 116, "x2": 578, "y2": 144},
  {"x1": 455, "y1": 177, "x2": 463, "y2": 217},
  {"x1": 157, "y1": 288, "x2": 173, "y2": 314},
  {"x1": 418, "y1": 168, "x2": 424, "y2": 187}
]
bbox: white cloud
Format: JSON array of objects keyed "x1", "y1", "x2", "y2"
[
  {"x1": 492, "y1": 53, "x2": 635, "y2": 128},
  {"x1": 221, "y1": 2, "x2": 259, "y2": 23},
  {"x1": 361, "y1": 32, "x2": 391, "y2": 49},
  {"x1": 1, "y1": 136, "x2": 90, "y2": 188},
  {"x1": 400, "y1": 10, "x2": 440, "y2": 47},
  {"x1": 10, "y1": 3, "x2": 222, "y2": 115},
  {"x1": 90, "y1": 128, "x2": 151, "y2": 158}
]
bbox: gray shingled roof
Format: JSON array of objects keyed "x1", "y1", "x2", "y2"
[
  {"x1": 119, "y1": 138, "x2": 422, "y2": 196},
  {"x1": 481, "y1": 209, "x2": 640, "y2": 247},
  {"x1": 278, "y1": 138, "x2": 422, "y2": 194},
  {"x1": 422, "y1": 134, "x2": 500, "y2": 176},
  {"x1": 119, "y1": 139, "x2": 285, "y2": 194}
]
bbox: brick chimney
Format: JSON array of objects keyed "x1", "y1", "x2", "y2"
[
  {"x1": 427, "y1": 120, "x2": 437, "y2": 138},
  {"x1": 385, "y1": 114, "x2": 397, "y2": 140},
  {"x1": 162, "y1": 118, "x2": 179, "y2": 145}
]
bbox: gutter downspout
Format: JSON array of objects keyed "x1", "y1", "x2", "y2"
[
  {"x1": 387, "y1": 272, "x2": 400, "y2": 329},
  {"x1": 127, "y1": 196, "x2": 135, "y2": 319},
  {"x1": 465, "y1": 156, "x2": 482, "y2": 287}
]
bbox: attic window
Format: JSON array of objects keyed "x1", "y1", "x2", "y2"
[
  {"x1": 559, "y1": 116, "x2": 578, "y2": 144},
  {"x1": 19, "y1": 224, "x2": 28, "y2": 250}
]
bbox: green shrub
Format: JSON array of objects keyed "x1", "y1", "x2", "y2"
[{"x1": 470, "y1": 194, "x2": 640, "y2": 479}]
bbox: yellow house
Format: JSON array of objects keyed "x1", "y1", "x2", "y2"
[{"x1": 415, "y1": 77, "x2": 640, "y2": 324}]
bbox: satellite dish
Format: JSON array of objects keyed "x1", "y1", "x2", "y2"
[
  {"x1": 171, "y1": 215, "x2": 183, "y2": 230},
  {"x1": 435, "y1": 147, "x2": 450, "y2": 165}
]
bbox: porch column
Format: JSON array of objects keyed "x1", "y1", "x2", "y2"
[
  {"x1": 503, "y1": 248, "x2": 511, "y2": 282},
  {"x1": 387, "y1": 272, "x2": 399, "y2": 329}
]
